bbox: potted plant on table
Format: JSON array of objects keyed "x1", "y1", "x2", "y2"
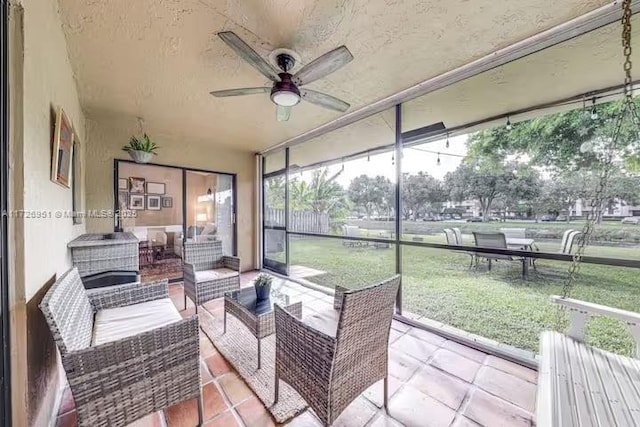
[
  {"x1": 122, "y1": 133, "x2": 158, "y2": 164},
  {"x1": 254, "y1": 274, "x2": 273, "y2": 300}
]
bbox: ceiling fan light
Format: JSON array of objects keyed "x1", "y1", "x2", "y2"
[{"x1": 271, "y1": 90, "x2": 300, "y2": 107}]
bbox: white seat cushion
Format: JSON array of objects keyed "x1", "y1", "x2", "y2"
[
  {"x1": 537, "y1": 331, "x2": 640, "y2": 427},
  {"x1": 92, "y1": 298, "x2": 182, "y2": 346},
  {"x1": 195, "y1": 268, "x2": 238, "y2": 283},
  {"x1": 304, "y1": 308, "x2": 340, "y2": 337}
]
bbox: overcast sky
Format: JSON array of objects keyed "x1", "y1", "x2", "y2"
[{"x1": 295, "y1": 134, "x2": 470, "y2": 187}]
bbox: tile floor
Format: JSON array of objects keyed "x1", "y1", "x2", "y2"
[{"x1": 55, "y1": 272, "x2": 537, "y2": 427}]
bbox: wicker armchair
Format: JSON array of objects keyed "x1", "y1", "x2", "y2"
[
  {"x1": 40, "y1": 267, "x2": 203, "y2": 427},
  {"x1": 183, "y1": 240, "x2": 240, "y2": 312},
  {"x1": 274, "y1": 275, "x2": 401, "y2": 426}
]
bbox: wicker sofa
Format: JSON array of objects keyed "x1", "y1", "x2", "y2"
[
  {"x1": 183, "y1": 240, "x2": 240, "y2": 312},
  {"x1": 274, "y1": 275, "x2": 401, "y2": 426},
  {"x1": 40, "y1": 267, "x2": 203, "y2": 427}
]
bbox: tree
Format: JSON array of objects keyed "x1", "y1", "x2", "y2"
[
  {"x1": 265, "y1": 175, "x2": 285, "y2": 210},
  {"x1": 444, "y1": 158, "x2": 515, "y2": 220},
  {"x1": 290, "y1": 168, "x2": 350, "y2": 216},
  {"x1": 496, "y1": 166, "x2": 542, "y2": 219},
  {"x1": 537, "y1": 172, "x2": 589, "y2": 220},
  {"x1": 607, "y1": 172, "x2": 640, "y2": 208},
  {"x1": 347, "y1": 175, "x2": 391, "y2": 219},
  {"x1": 466, "y1": 97, "x2": 640, "y2": 172},
  {"x1": 402, "y1": 172, "x2": 447, "y2": 219}
]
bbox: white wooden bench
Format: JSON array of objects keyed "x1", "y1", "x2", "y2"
[{"x1": 537, "y1": 296, "x2": 640, "y2": 427}]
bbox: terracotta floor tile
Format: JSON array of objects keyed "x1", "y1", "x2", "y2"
[
  {"x1": 391, "y1": 334, "x2": 438, "y2": 362},
  {"x1": 332, "y1": 396, "x2": 377, "y2": 427},
  {"x1": 430, "y1": 348, "x2": 482, "y2": 383},
  {"x1": 181, "y1": 306, "x2": 196, "y2": 319},
  {"x1": 368, "y1": 414, "x2": 404, "y2": 427},
  {"x1": 408, "y1": 365, "x2": 470, "y2": 410},
  {"x1": 485, "y1": 355, "x2": 537, "y2": 384},
  {"x1": 58, "y1": 387, "x2": 75, "y2": 415},
  {"x1": 473, "y1": 366, "x2": 536, "y2": 412},
  {"x1": 235, "y1": 396, "x2": 276, "y2": 427},
  {"x1": 388, "y1": 385, "x2": 456, "y2": 427},
  {"x1": 203, "y1": 299, "x2": 224, "y2": 311},
  {"x1": 284, "y1": 410, "x2": 323, "y2": 427},
  {"x1": 201, "y1": 360, "x2": 214, "y2": 384},
  {"x1": 200, "y1": 334, "x2": 218, "y2": 358},
  {"x1": 165, "y1": 383, "x2": 228, "y2": 426},
  {"x1": 55, "y1": 410, "x2": 77, "y2": 427},
  {"x1": 168, "y1": 284, "x2": 184, "y2": 296},
  {"x1": 451, "y1": 415, "x2": 481, "y2": 427},
  {"x1": 218, "y1": 373, "x2": 254, "y2": 405},
  {"x1": 128, "y1": 412, "x2": 164, "y2": 427},
  {"x1": 165, "y1": 398, "x2": 201, "y2": 427},
  {"x1": 362, "y1": 377, "x2": 402, "y2": 408},
  {"x1": 463, "y1": 389, "x2": 533, "y2": 427},
  {"x1": 388, "y1": 328, "x2": 404, "y2": 344},
  {"x1": 311, "y1": 300, "x2": 334, "y2": 312},
  {"x1": 204, "y1": 410, "x2": 241, "y2": 427},
  {"x1": 408, "y1": 328, "x2": 447, "y2": 347},
  {"x1": 391, "y1": 320, "x2": 411, "y2": 333},
  {"x1": 388, "y1": 349, "x2": 421, "y2": 381},
  {"x1": 441, "y1": 340, "x2": 487, "y2": 363},
  {"x1": 203, "y1": 382, "x2": 229, "y2": 419},
  {"x1": 205, "y1": 353, "x2": 232, "y2": 377}
]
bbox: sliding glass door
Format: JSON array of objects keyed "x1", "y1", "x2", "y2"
[
  {"x1": 115, "y1": 160, "x2": 236, "y2": 282},
  {"x1": 185, "y1": 171, "x2": 235, "y2": 256}
]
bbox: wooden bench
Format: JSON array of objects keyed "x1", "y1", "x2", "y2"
[{"x1": 537, "y1": 296, "x2": 640, "y2": 426}]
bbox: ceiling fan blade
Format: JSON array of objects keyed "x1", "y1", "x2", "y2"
[
  {"x1": 277, "y1": 105, "x2": 292, "y2": 122},
  {"x1": 301, "y1": 89, "x2": 350, "y2": 112},
  {"x1": 210, "y1": 87, "x2": 271, "y2": 97},
  {"x1": 293, "y1": 46, "x2": 353, "y2": 86},
  {"x1": 218, "y1": 31, "x2": 281, "y2": 82}
]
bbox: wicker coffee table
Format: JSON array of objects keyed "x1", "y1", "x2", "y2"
[{"x1": 224, "y1": 287, "x2": 302, "y2": 369}]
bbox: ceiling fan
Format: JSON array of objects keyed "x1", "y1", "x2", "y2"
[{"x1": 211, "y1": 31, "x2": 354, "y2": 122}]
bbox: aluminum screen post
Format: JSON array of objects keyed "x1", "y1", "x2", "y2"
[{"x1": 394, "y1": 104, "x2": 403, "y2": 315}]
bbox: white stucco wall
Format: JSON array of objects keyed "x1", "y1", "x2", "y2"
[
  {"x1": 84, "y1": 117, "x2": 256, "y2": 271},
  {"x1": 21, "y1": 0, "x2": 86, "y2": 300},
  {"x1": 10, "y1": 1, "x2": 87, "y2": 425}
]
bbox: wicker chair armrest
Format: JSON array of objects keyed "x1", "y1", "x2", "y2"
[
  {"x1": 334, "y1": 286, "x2": 349, "y2": 310},
  {"x1": 275, "y1": 305, "x2": 335, "y2": 374},
  {"x1": 63, "y1": 315, "x2": 199, "y2": 380},
  {"x1": 223, "y1": 256, "x2": 241, "y2": 271},
  {"x1": 183, "y1": 262, "x2": 196, "y2": 280},
  {"x1": 88, "y1": 279, "x2": 169, "y2": 311}
]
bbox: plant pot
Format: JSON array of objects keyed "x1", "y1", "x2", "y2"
[
  {"x1": 255, "y1": 283, "x2": 271, "y2": 300},
  {"x1": 129, "y1": 150, "x2": 154, "y2": 164}
]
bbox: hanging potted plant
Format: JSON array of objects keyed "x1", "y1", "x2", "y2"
[
  {"x1": 122, "y1": 133, "x2": 158, "y2": 164},
  {"x1": 253, "y1": 274, "x2": 273, "y2": 300}
]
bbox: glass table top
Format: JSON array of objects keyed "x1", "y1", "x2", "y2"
[{"x1": 225, "y1": 286, "x2": 291, "y2": 316}]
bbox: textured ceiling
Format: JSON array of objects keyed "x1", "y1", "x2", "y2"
[
  {"x1": 288, "y1": 15, "x2": 640, "y2": 167},
  {"x1": 57, "y1": 0, "x2": 611, "y2": 152}
]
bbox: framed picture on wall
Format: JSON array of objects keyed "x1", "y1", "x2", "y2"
[
  {"x1": 51, "y1": 106, "x2": 74, "y2": 188},
  {"x1": 118, "y1": 178, "x2": 128, "y2": 190},
  {"x1": 129, "y1": 177, "x2": 145, "y2": 193},
  {"x1": 147, "y1": 195, "x2": 161, "y2": 210},
  {"x1": 129, "y1": 194, "x2": 145, "y2": 210},
  {"x1": 146, "y1": 182, "x2": 165, "y2": 195},
  {"x1": 161, "y1": 196, "x2": 173, "y2": 208}
]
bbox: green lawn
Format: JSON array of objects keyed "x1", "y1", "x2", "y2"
[{"x1": 284, "y1": 236, "x2": 639, "y2": 356}]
